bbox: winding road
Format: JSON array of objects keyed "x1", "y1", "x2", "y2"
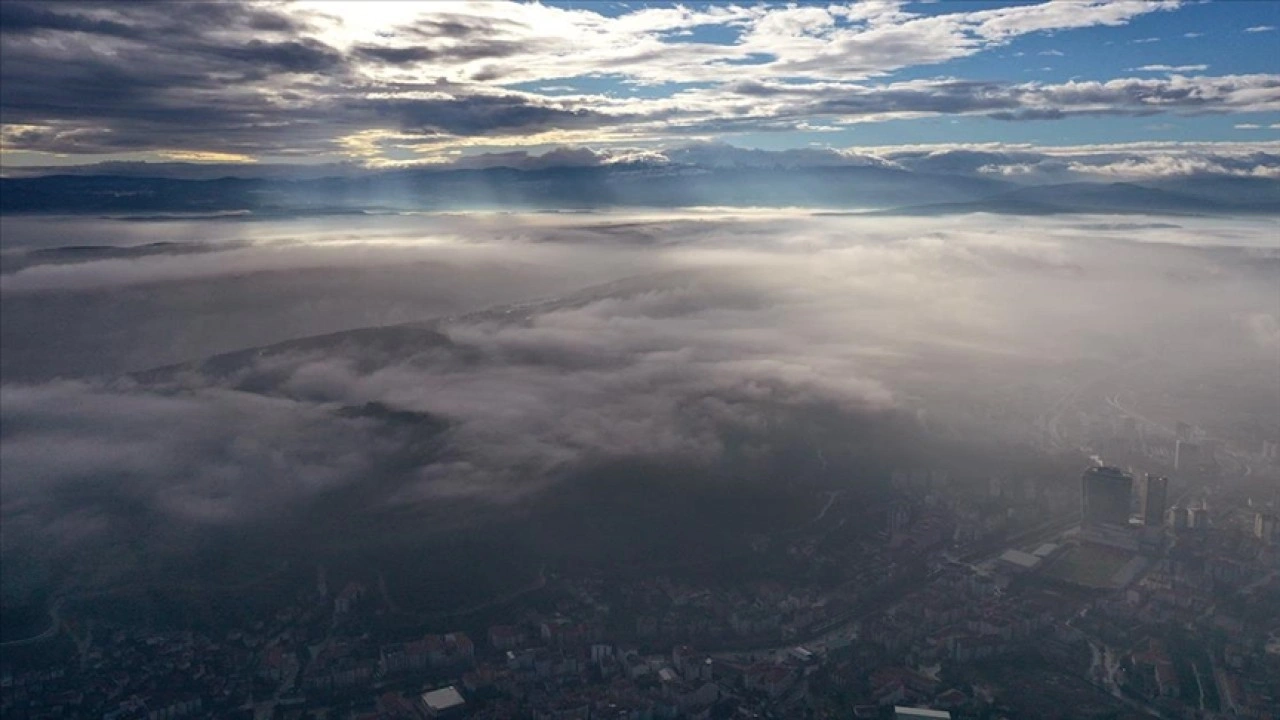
[{"x1": 0, "y1": 597, "x2": 63, "y2": 648}]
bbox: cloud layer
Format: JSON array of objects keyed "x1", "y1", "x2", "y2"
[
  {"x1": 3, "y1": 213, "x2": 1277, "y2": 581},
  {"x1": 1, "y1": 1, "x2": 1277, "y2": 165}
]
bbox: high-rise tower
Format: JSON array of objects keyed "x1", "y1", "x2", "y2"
[
  {"x1": 1136, "y1": 474, "x2": 1169, "y2": 527},
  {"x1": 1081, "y1": 466, "x2": 1132, "y2": 528}
]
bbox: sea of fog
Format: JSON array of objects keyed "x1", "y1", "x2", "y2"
[
  {"x1": 2, "y1": 210, "x2": 1277, "y2": 382},
  {"x1": 2, "y1": 209, "x2": 1277, "y2": 635}
]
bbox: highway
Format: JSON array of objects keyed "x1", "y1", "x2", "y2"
[{"x1": 710, "y1": 510, "x2": 1081, "y2": 662}]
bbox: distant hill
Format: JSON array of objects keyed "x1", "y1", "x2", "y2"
[
  {"x1": 885, "y1": 179, "x2": 1280, "y2": 216},
  {"x1": 4, "y1": 165, "x2": 1276, "y2": 215},
  {"x1": 1142, "y1": 175, "x2": 1280, "y2": 207}
]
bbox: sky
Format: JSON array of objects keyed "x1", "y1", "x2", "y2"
[{"x1": 1, "y1": 0, "x2": 1278, "y2": 171}]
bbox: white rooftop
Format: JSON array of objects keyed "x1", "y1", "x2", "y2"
[
  {"x1": 1032, "y1": 542, "x2": 1060, "y2": 557},
  {"x1": 895, "y1": 707, "x2": 952, "y2": 719},
  {"x1": 999, "y1": 549, "x2": 1041, "y2": 569},
  {"x1": 421, "y1": 686, "x2": 465, "y2": 711}
]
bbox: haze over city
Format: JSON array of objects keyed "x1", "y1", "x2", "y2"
[{"x1": 1, "y1": 2, "x2": 1278, "y2": 720}]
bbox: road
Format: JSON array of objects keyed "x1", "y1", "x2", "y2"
[
  {"x1": 1040, "y1": 353, "x2": 1156, "y2": 453},
  {"x1": 710, "y1": 510, "x2": 1080, "y2": 661},
  {"x1": 1106, "y1": 393, "x2": 1254, "y2": 483},
  {"x1": 1074, "y1": 622, "x2": 1168, "y2": 719},
  {"x1": 813, "y1": 491, "x2": 841, "y2": 523},
  {"x1": 1104, "y1": 394, "x2": 1172, "y2": 436},
  {"x1": 423, "y1": 564, "x2": 548, "y2": 622},
  {"x1": 0, "y1": 597, "x2": 64, "y2": 648}
]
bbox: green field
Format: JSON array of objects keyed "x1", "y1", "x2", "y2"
[{"x1": 1042, "y1": 543, "x2": 1136, "y2": 589}]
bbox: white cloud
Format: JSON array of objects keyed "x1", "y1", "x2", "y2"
[
  {"x1": 1129, "y1": 64, "x2": 1208, "y2": 72},
  {"x1": 847, "y1": 140, "x2": 1280, "y2": 180},
  {"x1": 670, "y1": 74, "x2": 1280, "y2": 131},
  {"x1": 1245, "y1": 25, "x2": 1276, "y2": 33},
  {"x1": 2, "y1": 0, "x2": 1272, "y2": 166}
]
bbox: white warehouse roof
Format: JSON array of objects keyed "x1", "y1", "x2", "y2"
[
  {"x1": 895, "y1": 707, "x2": 952, "y2": 719},
  {"x1": 421, "y1": 686, "x2": 466, "y2": 712},
  {"x1": 999, "y1": 549, "x2": 1042, "y2": 569}
]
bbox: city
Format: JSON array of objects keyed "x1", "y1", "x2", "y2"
[{"x1": 5, "y1": 375, "x2": 1278, "y2": 719}]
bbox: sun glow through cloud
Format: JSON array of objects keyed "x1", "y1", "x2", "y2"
[{"x1": 0, "y1": 0, "x2": 1274, "y2": 169}]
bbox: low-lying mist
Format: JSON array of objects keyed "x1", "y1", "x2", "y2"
[{"x1": 2, "y1": 210, "x2": 1277, "y2": 621}]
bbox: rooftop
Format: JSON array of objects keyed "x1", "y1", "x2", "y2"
[
  {"x1": 1087, "y1": 466, "x2": 1131, "y2": 480},
  {"x1": 999, "y1": 549, "x2": 1042, "y2": 569},
  {"x1": 420, "y1": 686, "x2": 466, "y2": 712},
  {"x1": 1032, "y1": 543, "x2": 1060, "y2": 558},
  {"x1": 895, "y1": 707, "x2": 952, "y2": 720}
]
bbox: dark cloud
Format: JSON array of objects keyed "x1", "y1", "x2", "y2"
[
  {"x1": 400, "y1": 14, "x2": 534, "y2": 42},
  {"x1": 990, "y1": 108, "x2": 1070, "y2": 121},
  {"x1": 201, "y1": 38, "x2": 346, "y2": 75},
  {"x1": 0, "y1": 1, "x2": 351, "y2": 156},
  {"x1": 711, "y1": 76, "x2": 1280, "y2": 128},
  {"x1": 0, "y1": 1, "x2": 316, "y2": 39},
  {"x1": 354, "y1": 44, "x2": 445, "y2": 64},
  {"x1": 819, "y1": 80, "x2": 1021, "y2": 115},
  {"x1": 365, "y1": 95, "x2": 618, "y2": 136},
  {"x1": 355, "y1": 40, "x2": 531, "y2": 65},
  {"x1": 0, "y1": 3, "x2": 616, "y2": 158},
  {"x1": 0, "y1": 2, "x2": 139, "y2": 38}
]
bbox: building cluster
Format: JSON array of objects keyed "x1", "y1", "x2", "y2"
[
  {"x1": 2, "y1": 626, "x2": 253, "y2": 720},
  {"x1": 624, "y1": 577, "x2": 846, "y2": 649},
  {"x1": 5, "y1": 399, "x2": 1278, "y2": 720},
  {"x1": 860, "y1": 565, "x2": 1069, "y2": 671}
]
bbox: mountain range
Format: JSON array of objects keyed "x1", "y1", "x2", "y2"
[{"x1": 3, "y1": 162, "x2": 1278, "y2": 216}]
